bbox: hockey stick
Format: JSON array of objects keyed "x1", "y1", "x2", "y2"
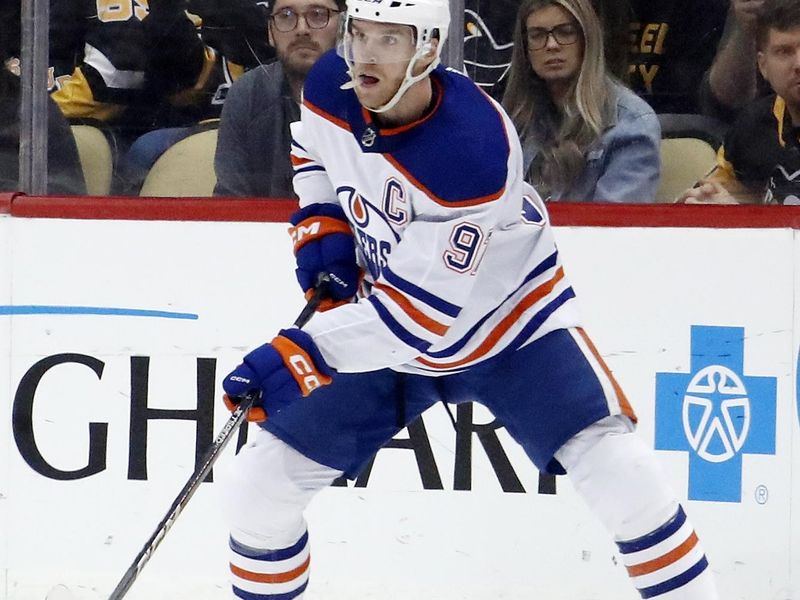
[{"x1": 44, "y1": 280, "x2": 328, "y2": 600}]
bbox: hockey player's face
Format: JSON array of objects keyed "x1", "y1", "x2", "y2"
[
  {"x1": 758, "y1": 27, "x2": 800, "y2": 111},
  {"x1": 525, "y1": 5, "x2": 583, "y2": 92},
  {"x1": 347, "y1": 20, "x2": 420, "y2": 109},
  {"x1": 269, "y1": 0, "x2": 341, "y2": 77}
]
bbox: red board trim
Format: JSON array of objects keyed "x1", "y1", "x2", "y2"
[{"x1": 6, "y1": 194, "x2": 800, "y2": 228}]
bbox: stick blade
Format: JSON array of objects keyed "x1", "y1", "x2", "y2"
[{"x1": 45, "y1": 585, "x2": 76, "y2": 600}]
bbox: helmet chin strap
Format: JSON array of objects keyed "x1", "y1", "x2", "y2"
[{"x1": 340, "y1": 47, "x2": 440, "y2": 114}]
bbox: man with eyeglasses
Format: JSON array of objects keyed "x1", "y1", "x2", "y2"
[{"x1": 214, "y1": 0, "x2": 344, "y2": 198}]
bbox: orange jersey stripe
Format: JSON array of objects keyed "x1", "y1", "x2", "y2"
[
  {"x1": 417, "y1": 267, "x2": 565, "y2": 369},
  {"x1": 230, "y1": 556, "x2": 311, "y2": 584},
  {"x1": 374, "y1": 282, "x2": 449, "y2": 336},
  {"x1": 304, "y1": 99, "x2": 352, "y2": 131},
  {"x1": 291, "y1": 155, "x2": 313, "y2": 167},
  {"x1": 626, "y1": 532, "x2": 699, "y2": 577},
  {"x1": 575, "y1": 328, "x2": 637, "y2": 422},
  {"x1": 383, "y1": 153, "x2": 505, "y2": 208}
]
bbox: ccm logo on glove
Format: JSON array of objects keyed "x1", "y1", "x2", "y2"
[
  {"x1": 272, "y1": 335, "x2": 331, "y2": 396},
  {"x1": 289, "y1": 216, "x2": 352, "y2": 250}
]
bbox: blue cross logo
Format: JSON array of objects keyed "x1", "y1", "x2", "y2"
[{"x1": 655, "y1": 325, "x2": 777, "y2": 503}]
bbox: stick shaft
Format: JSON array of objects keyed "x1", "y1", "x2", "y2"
[{"x1": 108, "y1": 286, "x2": 325, "y2": 600}]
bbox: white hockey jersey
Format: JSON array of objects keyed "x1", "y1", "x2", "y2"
[{"x1": 291, "y1": 51, "x2": 582, "y2": 375}]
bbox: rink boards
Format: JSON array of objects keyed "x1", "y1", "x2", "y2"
[{"x1": 0, "y1": 198, "x2": 798, "y2": 600}]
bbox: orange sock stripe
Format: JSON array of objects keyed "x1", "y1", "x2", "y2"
[
  {"x1": 575, "y1": 327, "x2": 637, "y2": 422},
  {"x1": 417, "y1": 267, "x2": 564, "y2": 369},
  {"x1": 289, "y1": 216, "x2": 353, "y2": 253},
  {"x1": 373, "y1": 282, "x2": 449, "y2": 336},
  {"x1": 626, "y1": 531, "x2": 699, "y2": 577},
  {"x1": 230, "y1": 556, "x2": 311, "y2": 584}
]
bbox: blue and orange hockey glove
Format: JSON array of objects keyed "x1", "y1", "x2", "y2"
[
  {"x1": 222, "y1": 328, "x2": 333, "y2": 422},
  {"x1": 289, "y1": 204, "x2": 360, "y2": 312}
]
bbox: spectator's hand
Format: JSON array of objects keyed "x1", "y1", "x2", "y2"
[
  {"x1": 675, "y1": 180, "x2": 738, "y2": 204},
  {"x1": 732, "y1": 0, "x2": 765, "y2": 36}
]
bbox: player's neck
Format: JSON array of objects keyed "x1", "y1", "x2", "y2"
[{"x1": 372, "y1": 78, "x2": 433, "y2": 128}]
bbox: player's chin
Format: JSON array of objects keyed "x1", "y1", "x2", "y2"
[{"x1": 353, "y1": 86, "x2": 388, "y2": 110}]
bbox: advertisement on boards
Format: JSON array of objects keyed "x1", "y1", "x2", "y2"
[{"x1": 0, "y1": 217, "x2": 798, "y2": 600}]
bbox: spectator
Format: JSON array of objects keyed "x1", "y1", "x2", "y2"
[
  {"x1": 628, "y1": 0, "x2": 728, "y2": 115},
  {"x1": 25, "y1": 0, "x2": 267, "y2": 194},
  {"x1": 503, "y1": 0, "x2": 660, "y2": 202},
  {"x1": 117, "y1": 0, "x2": 274, "y2": 194},
  {"x1": 701, "y1": 0, "x2": 769, "y2": 122},
  {"x1": 467, "y1": 0, "x2": 630, "y2": 99},
  {"x1": 0, "y1": 6, "x2": 85, "y2": 195},
  {"x1": 213, "y1": 0, "x2": 344, "y2": 198},
  {"x1": 678, "y1": 0, "x2": 800, "y2": 205}
]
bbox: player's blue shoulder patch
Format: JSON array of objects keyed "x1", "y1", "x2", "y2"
[
  {"x1": 303, "y1": 57, "x2": 510, "y2": 206},
  {"x1": 384, "y1": 67, "x2": 510, "y2": 205},
  {"x1": 302, "y1": 50, "x2": 362, "y2": 130}
]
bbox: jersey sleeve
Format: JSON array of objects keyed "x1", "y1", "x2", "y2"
[
  {"x1": 303, "y1": 201, "x2": 498, "y2": 372},
  {"x1": 290, "y1": 115, "x2": 339, "y2": 207}
]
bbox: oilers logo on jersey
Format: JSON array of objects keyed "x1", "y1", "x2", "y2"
[{"x1": 337, "y1": 185, "x2": 398, "y2": 280}]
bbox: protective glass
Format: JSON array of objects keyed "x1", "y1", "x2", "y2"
[
  {"x1": 270, "y1": 6, "x2": 341, "y2": 33},
  {"x1": 526, "y1": 22, "x2": 581, "y2": 50},
  {"x1": 338, "y1": 18, "x2": 419, "y2": 64}
]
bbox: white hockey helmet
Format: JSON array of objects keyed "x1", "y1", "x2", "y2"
[{"x1": 339, "y1": 0, "x2": 451, "y2": 113}]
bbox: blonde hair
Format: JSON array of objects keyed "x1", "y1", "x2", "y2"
[{"x1": 502, "y1": 0, "x2": 616, "y2": 192}]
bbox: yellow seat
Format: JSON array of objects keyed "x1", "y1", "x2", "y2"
[
  {"x1": 70, "y1": 125, "x2": 114, "y2": 195},
  {"x1": 655, "y1": 113, "x2": 726, "y2": 202},
  {"x1": 657, "y1": 137, "x2": 719, "y2": 202},
  {"x1": 139, "y1": 128, "x2": 218, "y2": 197}
]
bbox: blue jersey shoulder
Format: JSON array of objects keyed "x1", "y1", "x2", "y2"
[
  {"x1": 302, "y1": 50, "x2": 359, "y2": 128},
  {"x1": 387, "y1": 67, "x2": 510, "y2": 205},
  {"x1": 302, "y1": 54, "x2": 510, "y2": 206}
]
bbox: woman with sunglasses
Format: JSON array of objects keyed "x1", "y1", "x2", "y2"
[{"x1": 503, "y1": 0, "x2": 661, "y2": 202}]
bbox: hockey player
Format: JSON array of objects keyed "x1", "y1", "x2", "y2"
[{"x1": 220, "y1": 0, "x2": 720, "y2": 598}]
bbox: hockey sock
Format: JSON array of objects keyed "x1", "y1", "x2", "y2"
[
  {"x1": 556, "y1": 417, "x2": 719, "y2": 599},
  {"x1": 616, "y1": 506, "x2": 717, "y2": 599},
  {"x1": 229, "y1": 531, "x2": 311, "y2": 600}
]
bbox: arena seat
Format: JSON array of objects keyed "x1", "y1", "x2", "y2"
[
  {"x1": 70, "y1": 124, "x2": 114, "y2": 196},
  {"x1": 656, "y1": 113, "x2": 727, "y2": 203},
  {"x1": 139, "y1": 127, "x2": 218, "y2": 197}
]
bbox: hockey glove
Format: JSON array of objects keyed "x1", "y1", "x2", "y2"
[
  {"x1": 289, "y1": 204, "x2": 361, "y2": 312},
  {"x1": 222, "y1": 328, "x2": 333, "y2": 422}
]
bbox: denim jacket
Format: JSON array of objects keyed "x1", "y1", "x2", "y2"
[{"x1": 521, "y1": 83, "x2": 661, "y2": 203}]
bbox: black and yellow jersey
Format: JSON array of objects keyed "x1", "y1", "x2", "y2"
[
  {"x1": 716, "y1": 95, "x2": 800, "y2": 205},
  {"x1": 47, "y1": 0, "x2": 255, "y2": 129}
]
